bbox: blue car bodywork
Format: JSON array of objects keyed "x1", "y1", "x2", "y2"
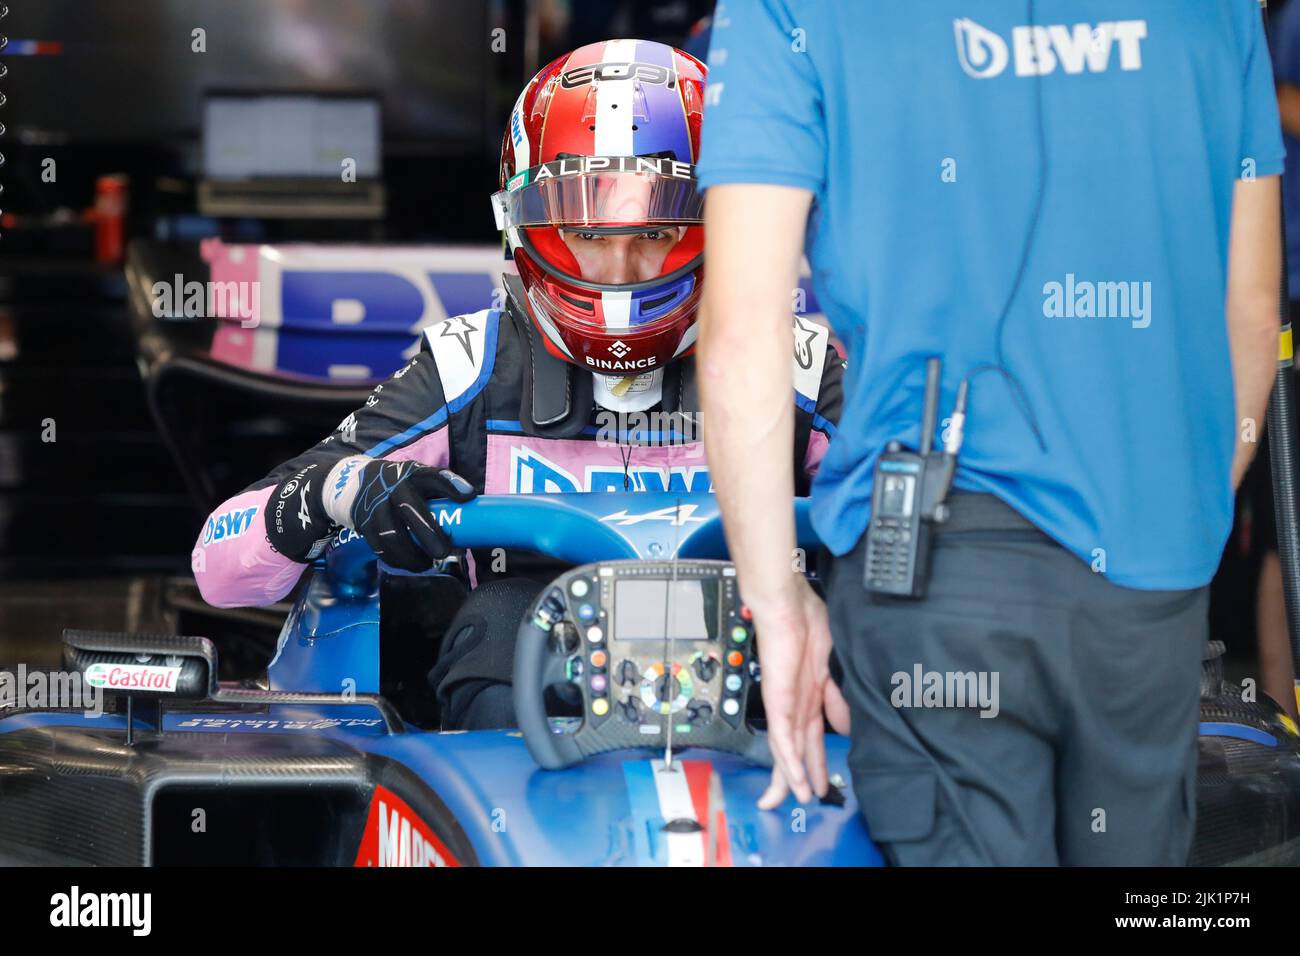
[{"x1": 0, "y1": 494, "x2": 884, "y2": 867}]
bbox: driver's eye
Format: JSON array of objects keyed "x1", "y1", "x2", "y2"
[{"x1": 573, "y1": 232, "x2": 601, "y2": 242}]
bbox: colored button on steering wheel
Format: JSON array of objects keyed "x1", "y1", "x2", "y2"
[{"x1": 639, "y1": 662, "x2": 694, "y2": 715}]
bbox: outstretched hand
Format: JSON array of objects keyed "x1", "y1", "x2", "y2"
[{"x1": 749, "y1": 577, "x2": 844, "y2": 809}]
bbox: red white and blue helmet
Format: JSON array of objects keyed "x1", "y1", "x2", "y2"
[{"x1": 492, "y1": 39, "x2": 707, "y2": 374}]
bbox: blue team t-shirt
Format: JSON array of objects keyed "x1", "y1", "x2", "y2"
[{"x1": 696, "y1": 0, "x2": 1284, "y2": 589}]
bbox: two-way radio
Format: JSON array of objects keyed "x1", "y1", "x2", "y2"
[{"x1": 863, "y1": 357, "x2": 964, "y2": 598}]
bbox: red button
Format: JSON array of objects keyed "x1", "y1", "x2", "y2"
[
  {"x1": 727, "y1": 650, "x2": 744, "y2": 668},
  {"x1": 739, "y1": 605, "x2": 753, "y2": 622}
]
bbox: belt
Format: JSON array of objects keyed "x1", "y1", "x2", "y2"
[{"x1": 935, "y1": 491, "x2": 1042, "y2": 534}]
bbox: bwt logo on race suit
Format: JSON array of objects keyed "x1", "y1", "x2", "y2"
[
  {"x1": 509, "y1": 446, "x2": 713, "y2": 494},
  {"x1": 202, "y1": 505, "x2": 258, "y2": 545},
  {"x1": 954, "y1": 17, "x2": 1147, "y2": 79}
]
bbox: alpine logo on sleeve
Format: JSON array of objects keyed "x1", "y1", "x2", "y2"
[{"x1": 297, "y1": 481, "x2": 314, "y2": 530}]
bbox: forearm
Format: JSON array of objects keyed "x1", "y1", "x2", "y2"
[
  {"x1": 193, "y1": 486, "x2": 311, "y2": 608},
  {"x1": 699, "y1": 183, "x2": 814, "y2": 611},
  {"x1": 195, "y1": 349, "x2": 452, "y2": 606},
  {"x1": 700, "y1": 307, "x2": 799, "y2": 609},
  {"x1": 1228, "y1": 306, "x2": 1278, "y2": 488},
  {"x1": 1226, "y1": 176, "x2": 1283, "y2": 488}
]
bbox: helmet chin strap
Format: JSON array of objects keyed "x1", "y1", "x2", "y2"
[{"x1": 592, "y1": 368, "x2": 664, "y2": 413}]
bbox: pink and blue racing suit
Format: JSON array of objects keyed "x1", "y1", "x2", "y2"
[{"x1": 193, "y1": 304, "x2": 843, "y2": 609}]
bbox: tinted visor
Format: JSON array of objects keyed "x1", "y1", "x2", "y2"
[{"x1": 492, "y1": 156, "x2": 703, "y2": 230}]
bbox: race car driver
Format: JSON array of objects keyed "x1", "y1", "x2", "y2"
[{"x1": 192, "y1": 39, "x2": 844, "y2": 730}]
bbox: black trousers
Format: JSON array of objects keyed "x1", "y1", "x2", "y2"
[
  {"x1": 826, "y1": 493, "x2": 1207, "y2": 866},
  {"x1": 427, "y1": 577, "x2": 544, "y2": 730}
]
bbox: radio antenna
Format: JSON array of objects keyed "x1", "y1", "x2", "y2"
[
  {"x1": 661, "y1": 496, "x2": 684, "y2": 770},
  {"x1": 920, "y1": 356, "x2": 941, "y2": 455}
]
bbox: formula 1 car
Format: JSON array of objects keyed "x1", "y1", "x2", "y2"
[
  {"x1": 0, "y1": 494, "x2": 1297, "y2": 867},
  {"x1": 0, "y1": 494, "x2": 879, "y2": 867}
]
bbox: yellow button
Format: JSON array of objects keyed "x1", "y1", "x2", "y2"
[{"x1": 592, "y1": 698, "x2": 609, "y2": 716}]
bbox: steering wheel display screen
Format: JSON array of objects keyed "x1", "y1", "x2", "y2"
[{"x1": 614, "y1": 579, "x2": 720, "y2": 641}]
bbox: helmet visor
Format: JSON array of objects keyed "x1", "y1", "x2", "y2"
[{"x1": 492, "y1": 156, "x2": 703, "y2": 231}]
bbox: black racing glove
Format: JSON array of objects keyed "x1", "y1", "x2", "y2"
[
  {"x1": 266, "y1": 457, "x2": 476, "y2": 570},
  {"x1": 330, "y1": 456, "x2": 476, "y2": 571}
]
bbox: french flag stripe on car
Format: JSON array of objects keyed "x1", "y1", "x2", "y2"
[{"x1": 624, "y1": 759, "x2": 733, "y2": 866}]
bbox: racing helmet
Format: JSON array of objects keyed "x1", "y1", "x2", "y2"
[{"x1": 491, "y1": 39, "x2": 707, "y2": 374}]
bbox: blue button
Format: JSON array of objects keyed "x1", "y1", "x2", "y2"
[{"x1": 577, "y1": 603, "x2": 596, "y2": 623}]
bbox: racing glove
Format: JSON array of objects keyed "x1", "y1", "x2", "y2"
[{"x1": 265, "y1": 457, "x2": 476, "y2": 570}]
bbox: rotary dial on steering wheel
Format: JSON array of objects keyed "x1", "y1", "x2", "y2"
[{"x1": 639, "y1": 662, "x2": 694, "y2": 715}]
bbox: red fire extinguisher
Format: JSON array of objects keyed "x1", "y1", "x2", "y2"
[{"x1": 95, "y1": 174, "x2": 129, "y2": 265}]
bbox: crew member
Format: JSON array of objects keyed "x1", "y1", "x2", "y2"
[{"x1": 696, "y1": 1, "x2": 1283, "y2": 864}]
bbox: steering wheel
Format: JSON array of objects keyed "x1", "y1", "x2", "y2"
[
  {"x1": 321, "y1": 493, "x2": 821, "y2": 769},
  {"x1": 512, "y1": 560, "x2": 773, "y2": 770}
]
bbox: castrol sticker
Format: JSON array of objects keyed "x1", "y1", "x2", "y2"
[
  {"x1": 354, "y1": 786, "x2": 460, "y2": 868},
  {"x1": 84, "y1": 662, "x2": 182, "y2": 693}
]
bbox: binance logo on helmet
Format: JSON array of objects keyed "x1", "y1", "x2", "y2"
[{"x1": 954, "y1": 17, "x2": 1147, "y2": 79}]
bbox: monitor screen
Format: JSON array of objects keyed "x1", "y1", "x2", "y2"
[
  {"x1": 203, "y1": 95, "x2": 381, "y2": 180},
  {"x1": 614, "y1": 579, "x2": 720, "y2": 642}
]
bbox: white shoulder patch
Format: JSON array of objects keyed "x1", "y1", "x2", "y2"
[
  {"x1": 423, "y1": 309, "x2": 494, "y2": 403},
  {"x1": 791, "y1": 314, "x2": 830, "y2": 404}
]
